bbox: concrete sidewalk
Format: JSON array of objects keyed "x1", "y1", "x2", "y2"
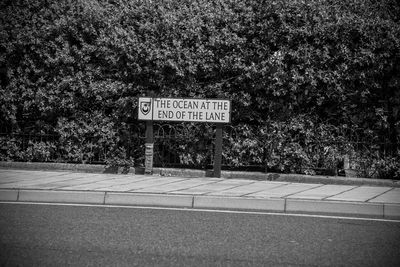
[{"x1": 0, "y1": 168, "x2": 399, "y2": 219}]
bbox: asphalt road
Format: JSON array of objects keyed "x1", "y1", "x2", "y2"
[{"x1": 0, "y1": 203, "x2": 399, "y2": 267}]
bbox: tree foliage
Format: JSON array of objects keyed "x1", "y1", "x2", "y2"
[{"x1": 1, "y1": 0, "x2": 399, "y2": 176}]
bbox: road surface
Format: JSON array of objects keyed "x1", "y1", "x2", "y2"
[{"x1": 0, "y1": 203, "x2": 399, "y2": 266}]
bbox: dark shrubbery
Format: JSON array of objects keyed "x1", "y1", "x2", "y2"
[
  {"x1": 1, "y1": 0, "x2": 399, "y2": 177},
  {"x1": 223, "y1": 116, "x2": 350, "y2": 175}
]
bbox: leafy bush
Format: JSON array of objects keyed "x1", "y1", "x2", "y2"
[
  {"x1": 375, "y1": 154, "x2": 400, "y2": 180},
  {"x1": 0, "y1": 137, "x2": 22, "y2": 161},
  {"x1": 20, "y1": 141, "x2": 56, "y2": 162},
  {"x1": 219, "y1": 116, "x2": 351, "y2": 175},
  {"x1": 350, "y1": 150, "x2": 400, "y2": 179},
  {"x1": 104, "y1": 147, "x2": 134, "y2": 173},
  {"x1": 152, "y1": 123, "x2": 214, "y2": 168},
  {"x1": 55, "y1": 112, "x2": 120, "y2": 163},
  {"x1": 0, "y1": 0, "x2": 398, "y2": 177},
  {"x1": 223, "y1": 124, "x2": 264, "y2": 167},
  {"x1": 0, "y1": 137, "x2": 55, "y2": 162}
]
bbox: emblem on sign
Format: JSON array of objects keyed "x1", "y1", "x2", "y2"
[{"x1": 140, "y1": 101, "x2": 151, "y2": 115}]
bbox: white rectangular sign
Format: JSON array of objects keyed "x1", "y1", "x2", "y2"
[{"x1": 138, "y1": 97, "x2": 231, "y2": 123}]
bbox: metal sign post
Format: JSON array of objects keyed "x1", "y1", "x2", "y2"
[
  {"x1": 139, "y1": 95, "x2": 155, "y2": 175},
  {"x1": 138, "y1": 97, "x2": 231, "y2": 178},
  {"x1": 213, "y1": 123, "x2": 223, "y2": 178},
  {"x1": 144, "y1": 120, "x2": 154, "y2": 175}
]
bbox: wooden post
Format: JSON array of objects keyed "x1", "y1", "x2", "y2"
[{"x1": 214, "y1": 123, "x2": 223, "y2": 178}]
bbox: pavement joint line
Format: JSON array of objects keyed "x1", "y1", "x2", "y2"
[
  {"x1": 241, "y1": 183, "x2": 290, "y2": 197},
  {"x1": 0, "y1": 176, "x2": 73, "y2": 185},
  {"x1": 203, "y1": 181, "x2": 257, "y2": 195},
  {"x1": 381, "y1": 204, "x2": 385, "y2": 218},
  {"x1": 95, "y1": 176, "x2": 160, "y2": 190},
  {"x1": 366, "y1": 187, "x2": 395, "y2": 202},
  {"x1": 159, "y1": 181, "x2": 219, "y2": 194},
  {"x1": 7, "y1": 171, "x2": 71, "y2": 178},
  {"x1": 43, "y1": 173, "x2": 100, "y2": 180},
  {"x1": 218, "y1": 181, "x2": 256, "y2": 193},
  {"x1": 227, "y1": 181, "x2": 257, "y2": 188},
  {"x1": 14, "y1": 175, "x2": 101, "y2": 187},
  {"x1": 103, "y1": 192, "x2": 107, "y2": 205},
  {"x1": 279, "y1": 183, "x2": 325, "y2": 198},
  {"x1": 44, "y1": 178, "x2": 114, "y2": 190},
  {"x1": 65, "y1": 179, "x2": 136, "y2": 188},
  {"x1": 158, "y1": 179, "x2": 220, "y2": 193},
  {"x1": 127, "y1": 178, "x2": 188, "y2": 192},
  {"x1": 167, "y1": 180, "x2": 222, "y2": 194},
  {"x1": 49, "y1": 172, "x2": 93, "y2": 180},
  {"x1": 321, "y1": 185, "x2": 360, "y2": 200},
  {"x1": 284, "y1": 198, "x2": 287, "y2": 212}
]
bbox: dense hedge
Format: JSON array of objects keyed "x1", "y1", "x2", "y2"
[{"x1": 1, "y1": 0, "x2": 399, "y2": 177}]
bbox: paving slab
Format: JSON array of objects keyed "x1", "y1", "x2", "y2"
[
  {"x1": 60, "y1": 177, "x2": 145, "y2": 191},
  {"x1": 0, "y1": 176, "x2": 77, "y2": 188},
  {"x1": 207, "y1": 181, "x2": 288, "y2": 197},
  {"x1": 13, "y1": 175, "x2": 111, "y2": 189},
  {"x1": 286, "y1": 185, "x2": 357, "y2": 200},
  {"x1": 247, "y1": 183, "x2": 323, "y2": 198},
  {"x1": 46, "y1": 173, "x2": 102, "y2": 179},
  {"x1": 170, "y1": 180, "x2": 251, "y2": 195},
  {"x1": 32, "y1": 176, "x2": 130, "y2": 190},
  {"x1": 62, "y1": 176, "x2": 154, "y2": 191},
  {"x1": 67, "y1": 177, "x2": 148, "y2": 190},
  {"x1": 216, "y1": 179, "x2": 256, "y2": 185},
  {"x1": 0, "y1": 183, "x2": 20, "y2": 189},
  {"x1": 326, "y1": 186, "x2": 393, "y2": 202},
  {"x1": 97, "y1": 177, "x2": 185, "y2": 192},
  {"x1": 0, "y1": 177, "x2": 37, "y2": 184},
  {"x1": 0, "y1": 170, "x2": 68, "y2": 179},
  {"x1": 58, "y1": 176, "x2": 151, "y2": 190},
  {"x1": 132, "y1": 178, "x2": 216, "y2": 193},
  {"x1": 0, "y1": 173, "x2": 41, "y2": 181},
  {"x1": 0, "y1": 168, "x2": 399, "y2": 219},
  {"x1": 368, "y1": 188, "x2": 400, "y2": 204}
]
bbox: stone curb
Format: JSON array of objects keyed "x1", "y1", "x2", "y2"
[
  {"x1": 1, "y1": 189, "x2": 399, "y2": 219},
  {"x1": 18, "y1": 190, "x2": 105, "y2": 204},
  {"x1": 286, "y1": 199, "x2": 383, "y2": 217},
  {"x1": 105, "y1": 192, "x2": 193, "y2": 207},
  {"x1": 193, "y1": 196, "x2": 284, "y2": 211},
  {"x1": 0, "y1": 189, "x2": 18, "y2": 201},
  {"x1": 385, "y1": 204, "x2": 400, "y2": 218},
  {"x1": 1, "y1": 161, "x2": 400, "y2": 187}
]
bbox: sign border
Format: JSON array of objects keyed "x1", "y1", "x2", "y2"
[{"x1": 138, "y1": 97, "x2": 232, "y2": 124}]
